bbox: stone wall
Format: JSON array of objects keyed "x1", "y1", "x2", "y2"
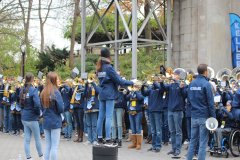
[{"x1": 172, "y1": 0, "x2": 240, "y2": 72}]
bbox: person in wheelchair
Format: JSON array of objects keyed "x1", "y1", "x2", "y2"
[{"x1": 211, "y1": 100, "x2": 234, "y2": 154}]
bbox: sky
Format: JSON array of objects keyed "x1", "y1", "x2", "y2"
[{"x1": 28, "y1": 0, "x2": 80, "y2": 50}]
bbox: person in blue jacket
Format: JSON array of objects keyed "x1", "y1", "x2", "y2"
[
  {"x1": 96, "y1": 48, "x2": 134, "y2": 146},
  {"x1": 40, "y1": 72, "x2": 64, "y2": 160},
  {"x1": 229, "y1": 87, "x2": 240, "y2": 121},
  {"x1": 70, "y1": 79, "x2": 86, "y2": 143},
  {"x1": 187, "y1": 64, "x2": 216, "y2": 160},
  {"x1": 60, "y1": 81, "x2": 73, "y2": 140},
  {"x1": 142, "y1": 77, "x2": 164, "y2": 153},
  {"x1": 0, "y1": 78, "x2": 4, "y2": 132},
  {"x1": 126, "y1": 84, "x2": 144, "y2": 150},
  {"x1": 20, "y1": 73, "x2": 43, "y2": 160},
  {"x1": 160, "y1": 70, "x2": 187, "y2": 157}
]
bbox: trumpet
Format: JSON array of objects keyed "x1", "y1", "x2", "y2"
[{"x1": 118, "y1": 87, "x2": 127, "y2": 92}]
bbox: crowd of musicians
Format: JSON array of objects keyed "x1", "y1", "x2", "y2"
[{"x1": 0, "y1": 48, "x2": 240, "y2": 160}]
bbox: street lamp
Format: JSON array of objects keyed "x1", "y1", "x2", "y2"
[{"x1": 20, "y1": 44, "x2": 26, "y2": 78}]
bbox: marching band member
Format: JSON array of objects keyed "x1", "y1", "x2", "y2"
[
  {"x1": 127, "y1": 82, "x2": 144, "y2": 150},
  {"x1": 41, "y1": 72, "x2": 64, "y2": 160},
  {"x1": 10, "y1": 83, "x2": 21, "y2": 135},
  {"x1": 60, "y1": 80, "x2": 73, "y2": 140},
  {"x1": 187, "y1": 64, "x2": 216, "y2": 160},
  {"x1": 141, "y1": 76, "x2": 164, "y2": 152},
  {"x1": 0, "y1": 77, "x2": 4, "y2": 132},
  {"x1": 3, "y1": 78, "x2": 12, "y2": 133},
  {"x1": 20, "y1": 73, "x2": 43, "y2": 160},
  {"x1": 84, "y1": 80, "x2": 99, "y2": 145},
  {"x1": 160, "y1": 70, "x2": 187, "y2": 157},
  {"x1": 70, "y1": 78, "x2": 86, "y2": 142},
  {"x1": 96, "y1": 48, "x2": 134, "y2": 146},
  {"x1": 230, "y1": 85, "x2": 240, "y2": 121},
  {"x1": 143, "y1": 95, "x2": 152, "y2": 144}
]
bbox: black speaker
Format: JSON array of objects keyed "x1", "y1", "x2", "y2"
[{"x1": 92, "y1": 145, "x2": 118, "y2": 160}]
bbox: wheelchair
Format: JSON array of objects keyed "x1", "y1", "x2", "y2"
[{"x1": 209, "y1": 121, "x2": 240, "y2": 158}]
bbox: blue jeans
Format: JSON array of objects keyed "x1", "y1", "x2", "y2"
[
  {"x1": 86, "y1": 112, "x2": 98, "y2": 143},
  {"x1": 111, "y1": 108, "x2": 123, "y2": 140},
  {"x1": 4, "y1": 106, "x2": 12, "y2": 132},
  {"x1": 73, "y1": 108, "x2": 84, "y2": 131},
  {"x1": 149, "y1": 112, "x2": 163, "y2": 149},
  {"x1": 129, "y1": 112, "x2": 142, "y2": 134},
  {"x1": 39, "y1": 120, "x2": 44, "y2": 135},
  {"x1": 97, "y1": 100, "x2": 115, "y2": 140},
  {"x1": 63, "y1": 111, "x2": 73, "y2": 138},
  {"x1": 162, "y1": 110, "x2": 169, "y2": 143},
  {"x1": 168, "y1": 111, "x2": 183, "y2": 152},
  {"x1": 187, "y1": 118, "x2": 209, "y2": 160},
  {"x1": 22, "y1": 121, "x2": 43, "y2": 159},
  {"x1": 44, "y1": 128, "x2": 61, "y2": 160},
  {"x1": 186, "y1": 117, "x2": 191, "y2": 141},
  {"x1": 144, "y1": 109, "x2": 151, "y2": 137}
]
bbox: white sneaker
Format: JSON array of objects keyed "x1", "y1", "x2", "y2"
[
  {"x1": 184, "y1": 140, "x2": 189, "y2": 145},
  {"x1": 39, "y1": 156, "x2": 45, "y2": 160},
  {"x1": 85, "y1": 133, "x2": 88, "y2": 137},
  {"x1": 93, "y1": 141, "x2": 98, "y2": 145}
]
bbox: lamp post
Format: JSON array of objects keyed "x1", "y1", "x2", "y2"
[{"x1": 20, "y1": 44, "x2": 26, "y2": 78}]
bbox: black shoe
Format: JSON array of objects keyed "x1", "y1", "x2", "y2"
[
  {"x1": 97, "y1": 138, "x2": 104, "y2": 145},
  {"x1": 155, "y1": 148, "x2": 161, "y2": 153},
  {"x1": 118, "y1": 140, "x2": 122, "y2": 148},
  {"x1": 167, "y1": 150, "x2": 175, "y2": 155},
  {"x1": 174, "y1": 150, "x2": 181, "y2": 157},
  {"x1": 148, "y1": 147, "x2": 156, "y2": 152}
]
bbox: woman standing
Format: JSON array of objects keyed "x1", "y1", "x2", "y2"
[
  {"x1": 41, "y1": 72, "x2": 64, "y2": 160},
  {"x1": 96, "y1": 48, "x2": 134, "y2": 146},
  {"x1": 20, "y1": 73, "x2": 43, "y2": 160}
]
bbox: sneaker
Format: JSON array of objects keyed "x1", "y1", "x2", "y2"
[
  {"x1": 118, "y1": 140, "x2": 122, "y2": 148},
  {"x1": 93, "y1": 141, "x2": 98, "y2": 146},
  {"x1": 184, "y1": 140, "x2": 189, "y2": 145},
  {"x1": 96, "y1": 138, "x2": 104, "y2": 145},
  {"x1": 148, "y1": 147, "x2": 156, "y2": 152},
  {"x1": 167, "y1": 150, "x2": 175, "y2": 155},
  {"x1": 174, "y1": 150, "x2": 181, "y2": 157},
  {"x1": 193, "y1": 155, "x2": 198, "y2": 160},
  {"x1": 155, "y1": 148, "x2": 161, "y2": 153},
  {"x1": 39, "y1": 155, "x2": 45, "y2": 160},
  {"x1": 104, "y1": 140, "x2": 117, "y2": 147}
]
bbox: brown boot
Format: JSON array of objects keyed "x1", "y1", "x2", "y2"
[
  {"x1": 128, "y1": 134, "x2": 137, "y2": 149},
  {"x1": 79, "y1": 130, "x2": 83, "y2": 142},
  {"x1": 126, "y1": 130, "x2": 132, "y2": 142},
  {"x1": 73, "y1": 130, "x2": 80, "y2": 142},
  {"x1": 136, "y1": 134, "x2": 142, "y2": 150}
]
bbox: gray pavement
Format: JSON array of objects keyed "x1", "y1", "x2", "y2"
[{"x1": 0, "y1": 132, "x2": 237, "y2": 160}]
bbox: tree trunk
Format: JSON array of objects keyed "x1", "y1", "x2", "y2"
[
  {"x1": 144, "y1": 0, "x2": 152, "y2": 54},
  {"x1": 69, "y1": 0, "x2": 80, "y2": 69}
]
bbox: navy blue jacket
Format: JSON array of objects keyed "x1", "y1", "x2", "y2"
[
  {"x1": 188, "y1": 75, "x2": 216, "y2": 118},
  {"x1": 161, "y1": 81, "x2": 187, "y2": 112},
  {"x1": 60, "y1": 85, "x2": 72, "y2": 111},
  {"x1": 231, "y1": 89, "x2": 240, "y2": 109},
  {"x1": 21, "y1": 85, "x2": 41, "y2": 121},
  {"x1": 115, "y1": 92, "x2": 127, "y2": 109},
  {"x1": 97, "y1": 61, "x2": 133, "y2": 101},
  {"x1": 0, "y1": 84, "x2": 4, "y2": 107},
  {"x1": 126, "y1": 91, "x2": 144, "y2": 112},
  {"x1": 141, "y1": 82, "x2": 164, "y2": 112},
  {"x1": 71, "y1": 85, "x2": 86, "y2": 109},
  {"x1": 42, "y1": 89, "x2": 64, "y2": 130},
  {"x1": 84, "y1": 82, "x2": 99, "y2": 112}
]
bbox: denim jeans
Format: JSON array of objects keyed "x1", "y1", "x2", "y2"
[
  {"x1": 168, "y1": 111, "x2": 183, "y2": 153},
  {"x1": 86, "y1": 112, "x2": 98, "y2": 143},
  {"x1": 162, "y1": 110, "x2": 169, "y2": 143},
  {"x1": 44, "y1": 128, "x2": 61, "y2": 160},
  {"x1": 187, "y1": 118, "x2": 209, "y2": 160},
  {"x1": 111, "y1": 108, "x2": 123, "y2": 140},
  {"x1": 4, "y1": 106, "x2": 12, "y2": 132},
  {"x1": 73, "y1": 108, "x2": 84, "y2": 131},
  {"x1": 63, "y1": 111, "x2": 73, "y2": 138},
  {"x1": 149, "y1": 111, "x2": 163, "y2": 149},
  {"x1": 39, "y1": 120, "x2": 44, "y2": 135},
  {"x1": 144, "y1": 109, "x2": 151, "y2": 137},
  {"x1": 22, "y1": 121, "x2": 43, "y2": 159},
  {"x1": 186, "y1": 117, "x2": 191, "y2": 141},
  {"x1": 0, "y1": 107, "x2": 4, "y2": 129},
  {"x1": 129, "y1": 112, "x2": 142, "y2": 134},
  {"x1": 97, "y1": 100, "x2": 115, "y2": 140}
]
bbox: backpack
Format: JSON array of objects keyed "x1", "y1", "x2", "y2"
[{"x1": 20, "y1": 85, "x2": 30, "y2": 107}]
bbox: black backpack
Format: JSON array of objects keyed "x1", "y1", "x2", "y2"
[{"x1": 20, "y1": 85, "x2": 30, "y2": 107}]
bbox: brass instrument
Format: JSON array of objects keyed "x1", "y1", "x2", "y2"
[
  {"x1": 207, "y1": 67, "x2": 215, "y2": 79},
  {"x1": 231, "y1": 67, "x2": 240, "y2": 81},
  {"x1": 216, "y1": 68, "x2": 232, "y2": 81}
]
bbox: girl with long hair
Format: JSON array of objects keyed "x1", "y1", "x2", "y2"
[
  {"x1": 20, "y1": 73, "x2": 43, "y2": 160},
  {"x1": 41, "y1": 72, "x2": 64, "y2": 160}
]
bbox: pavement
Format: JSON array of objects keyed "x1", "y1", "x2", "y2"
[{"x1": 0, "y1": 132, "x2": 238, "y2": 160}]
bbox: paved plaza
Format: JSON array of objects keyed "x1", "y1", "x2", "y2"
[{"x1": 0, "y1": 132, "x2": 238, "y2": 160}]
